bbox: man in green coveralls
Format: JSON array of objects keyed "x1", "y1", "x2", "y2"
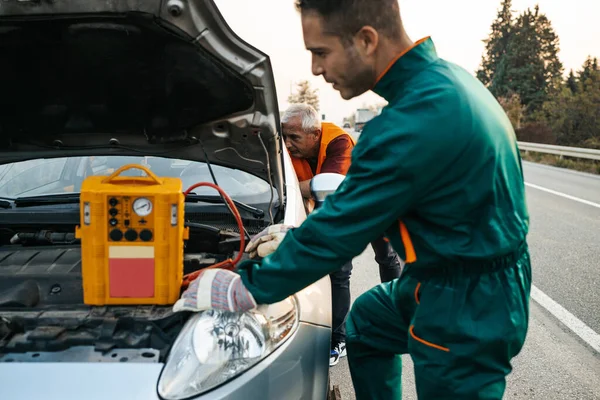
[{"x1": 182, "y1": 0, "x2": 532, "y2": 398}]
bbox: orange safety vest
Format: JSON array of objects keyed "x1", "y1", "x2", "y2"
[{"x1": 290, "y1": 122, "x2": 356, "y2": 182}]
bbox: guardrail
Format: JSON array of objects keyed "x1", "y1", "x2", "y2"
[{"x1": 518, "y1": 141, "x2": 600, "y2": 161}]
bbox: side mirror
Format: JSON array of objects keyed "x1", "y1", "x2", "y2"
[{"x1": 310, "y1": 173, "x2": 345, "y2": 208}]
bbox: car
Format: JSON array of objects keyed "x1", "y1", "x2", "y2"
[{"x1": 0, "y1": 1, "x2": 333, "y2": 399}]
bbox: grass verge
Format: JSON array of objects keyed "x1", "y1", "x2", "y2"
[{"x1": 520, "y1": 151, "x2": 600, "y2": 175}]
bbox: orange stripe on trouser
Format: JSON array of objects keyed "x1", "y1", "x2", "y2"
[
  {"x1": 410, "y1": 282, "x2": 449, "y2": 351},
  {"x1": 409, "y1": 325, "x2": 450, "y2": 352},
  {"x1": 414, "y1": 282, "x2": 421, "y2": 304}
]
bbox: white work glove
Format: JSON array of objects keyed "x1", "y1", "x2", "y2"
[
  {"x1": 244, "y1": 224, "x2": 293, "y2": 259},
  {"x1": 173, "y1": 269, "x2": 257, "y2": 313}
]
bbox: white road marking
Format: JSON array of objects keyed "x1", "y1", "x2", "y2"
[
  {"x1": 531, "y1": 285, "x2": 600, "y2": 353},
  {"x1": 526, "y1": 181, "x2": 600, "y2": 352},
  {"x1": 525, "y1": 182, "x2": 600, "y2": 209}
]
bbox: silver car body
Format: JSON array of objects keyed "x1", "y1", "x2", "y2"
[{"x1": 0, "y1": 152, "x2": 333, "y2": 400}]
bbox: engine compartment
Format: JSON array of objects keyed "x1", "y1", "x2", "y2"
[
  {"x1": 0, "y1": 245, "x2": 237, "y2": 308},
  {"x1": 0, "y1": 215, "x2": 258, "y2": 361},
  {"x1": 0, "y1": 307, "x2": 185, "y2": 362},
  {"x1": 0, "y1": 222, "x2": 248, "y2": 308}
]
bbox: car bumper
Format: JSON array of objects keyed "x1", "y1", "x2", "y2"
[{"x1": 0, "y1": 322, "x2": 330, "y2": 400}]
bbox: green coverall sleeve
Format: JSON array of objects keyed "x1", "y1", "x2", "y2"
[{"x1": 237, "y1": 87, "x2": 459, "y2": 304}]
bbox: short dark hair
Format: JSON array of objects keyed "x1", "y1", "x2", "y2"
[{"x1": 295, "y1": 0, "x2": 402, "y2": 41}]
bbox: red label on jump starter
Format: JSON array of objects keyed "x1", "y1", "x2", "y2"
[{"x1": 108, "y1": 246, "x2": 155, "y2": 298}]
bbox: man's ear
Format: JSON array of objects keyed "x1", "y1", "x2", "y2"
[
  {"x1": 354, "y1": 26, "x2": 379, "y2": 57},
  {"x1": 312, "y1": 129, "x2": 322, "y2": 142}
]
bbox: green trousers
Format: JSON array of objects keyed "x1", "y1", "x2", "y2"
[{"x1": 346, "y1": 245, "x2": 531, "y2": 399}]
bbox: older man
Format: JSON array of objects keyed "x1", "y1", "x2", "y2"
[{"x1": 281, "y1": 103, "x2": 403, "y2": 366}]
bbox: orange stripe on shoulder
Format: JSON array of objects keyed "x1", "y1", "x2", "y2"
[{"x1": 374, "y1": 37, "x2": 431, "y2": 85}]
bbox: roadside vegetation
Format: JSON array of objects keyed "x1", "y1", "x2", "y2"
[{"x1": 479, "y1": 0, "x2": 599, "y2": 175}]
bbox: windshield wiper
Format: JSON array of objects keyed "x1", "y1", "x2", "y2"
[
  {"x1": 11, "y1": 193, "x2": 265, "y2": 218},
  {"x1": 13, "y1": 193, "x2": 80, "y2": 207},
  {"x1": 184, "y1": 194, "x2": 264, "y2": 218}
]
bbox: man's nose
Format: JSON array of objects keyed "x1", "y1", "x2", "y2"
[
  {"x1": 312, "y1": 56, "x2": 324, "y2": 76},
  {"x1": 284, "y1": 137, "x2": 293, "y2": 150}
]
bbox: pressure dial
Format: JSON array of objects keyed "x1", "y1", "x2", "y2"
[{"x1": 132, "y1": 197, "x2": 153, "y2": 217}]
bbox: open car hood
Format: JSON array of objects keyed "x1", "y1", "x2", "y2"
[{"x1": 0, "y1": 0, "x2": 284, "y2": 199}]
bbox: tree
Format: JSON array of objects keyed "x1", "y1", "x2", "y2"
[
  {"x1": 503, "y1": 6, "x2": 563, "y2": 112},
  {"x1": 498, "y1": 92, "x2": 526, "y2": 130},
  {"x1": 479, "y1": 0, "x2": 599, "y2": 149},
  {"x1": 573, "y1": 59, "x2": 600, "y2": 148},
  {"x1": 476, "y1": 0, "x2": 514, "y2": 95},
  {"x1": 539, "y1": 60, "x2": 600, "y2": 148},
  {"x1": 535, "y1": 7, "x2": 563, "y2": 93},
  {"x1": 503, "y1": 9, "x2": 546, "y2": 111},
  {"x1": 578, "y1": 56, "x2": 599, "y2": 90},
  {"x1": 288, "y1": 80, "x2": 320, "y2": 112},
  {"x1": 478, "y1": 2, "x2": 563, "y2": 112},
  {"x1": 566, "y1": 70, "x2": 578, "y2": 94}
]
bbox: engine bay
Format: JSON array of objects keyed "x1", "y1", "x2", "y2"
[
  {"x1": 0, "y1": 307, "x2": 184, "y2": 363},
  {"x1": 0, "y1": 206, "x2": 265, "y2": 362}
]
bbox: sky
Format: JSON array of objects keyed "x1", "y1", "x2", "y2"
[{"x1": 213, "y1": 0, "x2": 599, "y2": 125}]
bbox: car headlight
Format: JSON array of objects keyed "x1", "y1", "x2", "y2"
[{"x1": 157, "y1": 296, "x2": 299, "y2": 399}]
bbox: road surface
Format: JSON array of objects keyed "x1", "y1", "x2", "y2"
[{"x1": 330, "y1": 161, "x2": 600, "y2": 399}]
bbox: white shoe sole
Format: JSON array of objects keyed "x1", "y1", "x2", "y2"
[{"x1": 330, "y1": 353, "x2": 340, "y2": 367}]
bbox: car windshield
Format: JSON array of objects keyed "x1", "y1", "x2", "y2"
[{"x1": 0, "y1": 156, "x2": 275, "y2": 204}]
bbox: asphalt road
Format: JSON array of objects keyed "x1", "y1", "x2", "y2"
[{"x1": 330, "y1": 161, "x2": 600, "y2": 399}]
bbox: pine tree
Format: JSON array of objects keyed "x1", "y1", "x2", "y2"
[
  {"x1": 534, "y1": 6, "x2": 563, "y2": 94},
  {"x1": 578, "y1": 56, "x2": 600, "y2": 90},
  {"x1": 504, "y1": 6, "x2": 563, "y2": 112},
  {"x1": 504, "y1": 9, "x2": 545, "y2": 110},
  {"x1": 476, "y1": 0, "x2": 513, "y2": 96},
  {"x1": 566, "y1": 70, "x2": 578, "y2": 94},
  {"x1": 288, "y1": 80, "x2": 320, "y2": 112},
  {"x1": 542, "y1": 59, "x2": 600, "y2": 147}
]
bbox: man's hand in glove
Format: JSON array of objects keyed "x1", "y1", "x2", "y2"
[
  {"x1": 173, "y1": 269, "x2": 257, "y2": 313},
  {"x1": 244, "y1": 224, "x2": 293, "y2": 259}
]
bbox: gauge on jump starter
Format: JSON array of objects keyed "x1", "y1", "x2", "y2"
[{"x1": 132, "y1": 197, "x2": 152, "y2": 217}]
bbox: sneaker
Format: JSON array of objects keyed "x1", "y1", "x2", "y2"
[
  {"x1": 329, "y1": 349, "x2": 340, "y2": 367},
  {"x1": 334, "y1": 341, "x2": 347, "y2": 358}
]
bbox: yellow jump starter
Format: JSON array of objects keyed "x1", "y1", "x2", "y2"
[{"x1": 75, "y1": 164, "x2": 189, "y2": 305}]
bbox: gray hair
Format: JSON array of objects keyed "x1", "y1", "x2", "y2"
[{"x1": 281, "y1": 103, "x2": 321, "y2": 133}]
